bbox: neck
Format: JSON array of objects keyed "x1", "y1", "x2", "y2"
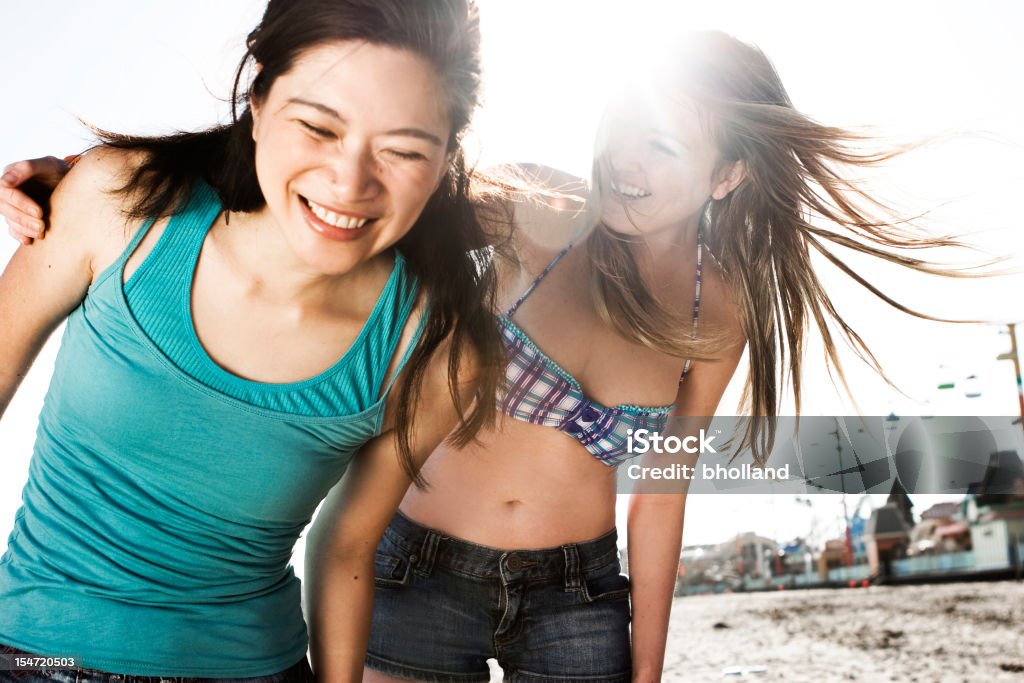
[
  {"x1": 631, "y1": 215, "x2": 702, "y2": 288},
  {"x1": 210, "y1": 207, "x2": 392, "y2": 315}
]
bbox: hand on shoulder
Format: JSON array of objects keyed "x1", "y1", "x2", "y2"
[
  {"x1": 0, "y1": 147, "x2": 153, "y2": 416},
  {"x1": 47, "y1": 146, "x2": 150, "y2": 280}
]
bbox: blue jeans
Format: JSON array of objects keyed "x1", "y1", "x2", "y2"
[
  {"x1": 0, "y1": 646, "x2": 313, "y2": 683},
  {"x1": 366, "y1": 511, "x2": 632, "y2": 682}
]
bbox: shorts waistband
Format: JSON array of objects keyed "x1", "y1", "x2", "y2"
[{"x1": 384, "y1": 510, "x2": 620, "y2": 586}]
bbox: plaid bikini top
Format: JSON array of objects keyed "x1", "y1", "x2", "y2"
[{"x1": 496, "y1": 230, "x2": 704, "y2": 467}]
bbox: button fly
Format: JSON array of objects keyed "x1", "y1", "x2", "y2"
[{"x1": 505, "y1": 553, "x2": 524, "y2": 572}]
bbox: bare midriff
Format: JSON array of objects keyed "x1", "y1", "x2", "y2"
[{"x1": 399, "y1": 415, "x2": 618, "y2": 549}]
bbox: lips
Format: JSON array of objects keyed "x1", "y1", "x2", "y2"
[{"x1": 298, "y1": 194, "x2": 377, "y2": 242}]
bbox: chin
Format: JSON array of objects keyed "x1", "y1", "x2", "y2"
[
  {"x1": 289, "y1": 236, "x2": 367, "y2": 276},
  {"x1": 599, "y1": 207, "x2": 648, "y2": 236}
]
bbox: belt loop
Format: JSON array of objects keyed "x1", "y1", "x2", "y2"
[
  {"x1": 561, "y1": 543, "x2": 582, "y2": 591},
  {"x1": 415, "y1": 529, "x2": 441, "y2": 577}
]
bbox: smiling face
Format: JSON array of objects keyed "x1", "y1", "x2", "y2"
[
  {"x1": 250, "y1": 41, "x2": 452, "y2": 276},
  {"x1": 596, "y1": 88, "x2": 743, "y2": 239}
]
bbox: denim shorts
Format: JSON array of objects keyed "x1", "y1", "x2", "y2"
[
  {"x1": 0, "y1": 646, "x2": 313, "y2": 683},
  {"x1": 365, "y1": 511, "x2": 632, "y2": 683}
]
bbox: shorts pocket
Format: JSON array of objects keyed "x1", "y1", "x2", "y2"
[
  {"x1": 582, "y1": 563, "x2": 631, "y2": 603},
  {"x1": 373, "y1": 533, "x2": 413, "y2": 588}
]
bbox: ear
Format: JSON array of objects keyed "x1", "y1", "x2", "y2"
[
  {"x1": 250, "y1": 98, "x2": 262, "y2": 142},
  {"x1": 250, "y1": 64, "x2": 265, "y2": 141},
  {"x1": 711, "y1": 159, "x2": 746, "y2": 201}
]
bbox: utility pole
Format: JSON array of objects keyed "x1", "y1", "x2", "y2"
[
  {"x1": 830, "y1": 418, "x2": 853, "y2": 567},
  {"x1": 997, "y1": 323, "x2": 1024, "y2": 434}
]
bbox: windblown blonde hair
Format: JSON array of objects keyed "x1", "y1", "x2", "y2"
[{"x1": 587, "y1": 31, "x2": 983, "y2": 464}]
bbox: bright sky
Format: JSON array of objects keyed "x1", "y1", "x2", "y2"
[{"x1": 1, "y1": 1, "x2": 1022, "y2": 556}]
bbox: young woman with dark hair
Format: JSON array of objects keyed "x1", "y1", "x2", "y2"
[{"x1": 0, "y1": 0, "x2": 498, "y2": 680}]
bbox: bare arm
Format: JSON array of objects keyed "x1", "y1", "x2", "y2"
[
  {"x1": 0, "y1": 151, "x2": 123, "y2": 417},
  {"x1": 304, "y1": 339, "x2": 478, "y2": 682},
  {"x1": 626, "y1": 276, "x2": 745, "y2": 683},
  {"x1": 303, "y1": 432, "x2": 413, "y2": 683}
]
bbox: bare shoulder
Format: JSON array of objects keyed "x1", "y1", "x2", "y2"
[
  {"x1": 496, "y1": 163, "x2": 593, "y2": 259},
  {"x1": 51, "y1": 146, "x2": 143, "y2": 217},
  {"x1": 674, "y1": 257, "x2": 746, "y2": 416},
  {"x1": 699, "y1": 254, "x2": 745, "y2": 352},
  {"x1": 514, "y1": 163, "x2": 588, "y2": 194},
  {"x1": 49, "y1": 146, "x2": 151, "y2": 279}
]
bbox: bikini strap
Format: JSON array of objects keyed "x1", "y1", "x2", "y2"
[
  {"x1": 505, "y1": 241, "x2": 575, "y2": 318},
  {"x1": 680, "y1": 227, "x2": 704, "y2": 381}
]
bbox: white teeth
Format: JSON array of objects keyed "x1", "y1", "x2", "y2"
[
  {"x1": 306, "y1": 198, "x2": 369, "y2": 229},
  {"x1": 611, "y1": 180, "x2": 651, "y2": 199}
]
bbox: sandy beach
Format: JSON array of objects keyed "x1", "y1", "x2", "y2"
[{"x1": 662, "y1": 581, "x2": 1024, "y2": 682}]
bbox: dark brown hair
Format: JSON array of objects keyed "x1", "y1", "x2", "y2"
[{"x1": 98, "y1": 0, "x2": 499, "y2": 481}]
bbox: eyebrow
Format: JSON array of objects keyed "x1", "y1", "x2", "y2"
[{"x1": 287, "y1": 97, "x2": 445, "y2": 147}]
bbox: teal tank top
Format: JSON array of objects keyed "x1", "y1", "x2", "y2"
[{"x1": 0, "y1": 181, "x2": 424, "y2": 676}]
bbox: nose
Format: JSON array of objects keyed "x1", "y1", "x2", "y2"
[
  {"x1": 603, "y1": 127, "x2": 646, "y2": 173},
  {"x1": 327, "y1": 140, "x2": 381, "y2": 202}
]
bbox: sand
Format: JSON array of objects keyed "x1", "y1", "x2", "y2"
[{"x1": 662, "y1": 580, "x2": 1024, "y2": 682}]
